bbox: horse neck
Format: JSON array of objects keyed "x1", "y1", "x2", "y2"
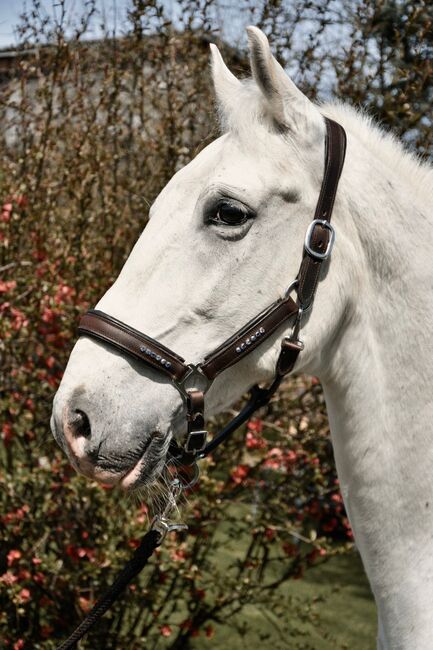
[{"x1": 319, "y1": 122, "x2": 433, "y2": 648}]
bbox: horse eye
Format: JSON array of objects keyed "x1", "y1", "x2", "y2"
[{"x1": 211, "y1": 202, "x2": 250, "y2": 226}]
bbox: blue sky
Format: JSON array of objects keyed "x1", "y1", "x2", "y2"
[
  {"x1": 0, "y1": 0, "x2": 343, "y2": 97},
  {"x1": 0, "y1": 0, "x2": 254, "y2": 49},
  {"x1": 0, "y1": 2, "x2": 21, "y2": 47},
  {"x1": 0, "y1": 0, "x2": 135, "y2": 49}
]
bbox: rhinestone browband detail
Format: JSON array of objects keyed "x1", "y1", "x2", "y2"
[
  {"x1": 139, "y1": 345, "x2": 172, "y2": 369},
  {"x1": 235, "y1": 327, "x2": 265, "y2": 354}
]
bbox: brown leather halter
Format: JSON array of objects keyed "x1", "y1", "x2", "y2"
[{"x1": 77, "y1": 117, "x2": 346, "y2": 466}]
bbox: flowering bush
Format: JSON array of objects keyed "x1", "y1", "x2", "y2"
[
  {"x1": 1, "y1": 0, "x2": 430, "y2": 647},
  {"x1": 0, "y1": 211, "x2": 351, "y2": 645},
  {"x1": 0, "y1": 365, "x2": 351, "y2": 648},
  {"x1": 0, "y1": 159, "x2": 352, "y2": 647}
]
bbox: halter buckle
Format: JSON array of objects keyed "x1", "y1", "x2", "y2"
[
  {"x1": 174, "y1": 364, "x2": 211, "y2": 401},
  {"x1": 185, "y1": 429, "x2": 208, "y2": 454},
  {"x1": 304, "y1": 219, "x2": 335, "y2": 260}
]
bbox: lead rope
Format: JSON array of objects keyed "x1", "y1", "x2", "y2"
[
  {"x1": 57, "y1": 328, "x2": 300, "y2": 649},
  {"x1": 56, "y1": 377, "x2": 290, "y2": 648},
  {"x1": 57, "y1": 480, "x2": 187, "y2": 650}
]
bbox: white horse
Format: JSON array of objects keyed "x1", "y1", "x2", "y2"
[{"x1": 51, "y1": 26, "x2": 433, "y2": 650}]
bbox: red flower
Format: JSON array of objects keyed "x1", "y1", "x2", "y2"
[
  {"x1": 13, "y1": 194, "x2": 28, "y2": 208},
  {"x1": 7, "y1": 550, "x2": 21, "y2": 566},
  {"x1": 170, "y1": 548, "x2": 187, "y2": 562},
  {"x1": 34, "y1": 572, "x2": 46, "y2": 585},
  {"x1": 77, "y1": 547, "x2": 95, "y2": 561},
  {"x1": 65, "y1": 544, "x2": 80, "y2": 561},
  {"x1": 342, "y1": 517, "x2": 354, "y2": 539},
  {"x1": 247, "y1": 418, "x2": 263, "y2": 433},
  {"x1": 246, "y1": 431, "x2": 267, "y2": 450},
  {"x1": 13, "y1": 640, "x2": 24, "y2": 650},
  {"x1": 158, "y1": 570, "x2": 168, "y2": 584},
  {"x1": 18, "y1": 588, "x2": 31, "y2": 603},
  {"x1": 230, "y1": 464, "x2": 250, "y2": 484},
  {"x1": 0, "y1": 571, "x2": 18, "y2": 585},
  {"x1": 79, "y1": 596, "x2": 94, "y2": 613},
  {"x1": 54, "y1": 283, "x2": 75, "y2": 305},
  {"x1": 160, "y1": 625, "x2": 172, "y2": 637},
  {"x1": 322, "y1": 518, "x2": 338, "y2": 532},
  {"x1": 2, "y1": 423, "x2": 14, "y2": 446},
  {"x1": 265, "y1": 527, "x2": 276, "y2": 541},
  {"x1": 45, "y1": 356, "x2": 56, "y2": 369},
  {"x1": 10, "y1": 307, "x2": 29, "y2": 330},
  {"x1": 41, "y1": 307, "x2": 56, "y2": 323},
  {"x1": 1, "y1": 202, "x2": 12, "y2": 223},
  {"x1": 263, "y1": 447, "x2": 285, "y2": 471},
  {"x1": 0, "y1": 280, "x2": 16, "y2": 293},
  {"x1": 205, "y1": 625, "x2": 215, "y2": 638},
  {"x1": 285, "y1": 450, "x2": 297, "y2": 463}
]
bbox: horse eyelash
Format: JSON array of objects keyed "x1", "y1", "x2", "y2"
[{"x1": 204, "y1": 197, "x2": 255, "y2": 225}]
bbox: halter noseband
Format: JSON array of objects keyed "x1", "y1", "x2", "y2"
[{"x1": 77, "y1": 117, "x2": 346, "y2": 466}]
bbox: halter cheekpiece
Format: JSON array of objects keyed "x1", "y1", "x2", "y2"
[{"x1": 77, "y1": 117, "x2": 347, "y2": 466}]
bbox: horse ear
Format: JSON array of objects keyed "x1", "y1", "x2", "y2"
[
  {"x1": 209, "y1": 43, "x2": 242, "y2": 126},
  {"x1": 246, "y1": 26, "x2": 322, "y2": 133}
]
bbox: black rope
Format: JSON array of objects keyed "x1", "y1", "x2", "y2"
[{"x1": 57, "y1": 529, "x2": 161, "y2": 649}]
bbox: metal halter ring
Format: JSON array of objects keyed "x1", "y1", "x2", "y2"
[
  {"x1": 173, "y1": 364, "x2": 212, "y2": 401},
  {"x1": 284, "y1": 278, "x2": 313, "y2": 315},
  {"x1": 289, "y1": 305, "x2": 304, "y2": 344},
  {"x1": 178, "y1": 462, "x2": 200, "y2": 489},
  {"x1": 150, "y1": 477, "x2": 189, "y2": 543},
  {"x1": 151, "y1": 517, "x2": 188, "y2": 545},
  {"x1": 304, "y1": 219, "x2": 336, "y2": 260},
  {"x1": 284, "y1": 278, "x2": 299, "y2": 299}
]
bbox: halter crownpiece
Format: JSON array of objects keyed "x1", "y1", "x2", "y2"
[{"x1": 77, "y1": 117, "x2": 347, "y2": 464}]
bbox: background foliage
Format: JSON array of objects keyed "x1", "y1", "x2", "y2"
[{"x1": 0, "y1": 0, "x2": 431, "y2": 647}]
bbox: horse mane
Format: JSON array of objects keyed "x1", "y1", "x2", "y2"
[
  {"x1": 322, "y1": 101, "x2": 433, "y2": 204},
  {"x1": 215, "y1": 77, "x2": 433, "y2": 205}
]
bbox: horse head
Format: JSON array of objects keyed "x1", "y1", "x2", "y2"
[{"x1": 51, "y1": 27, "x2": 350, "y2": 491}]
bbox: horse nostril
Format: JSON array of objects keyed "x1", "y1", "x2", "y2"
[{"x1": 69, "y1": 409, "x2": 92, "y2": 438}]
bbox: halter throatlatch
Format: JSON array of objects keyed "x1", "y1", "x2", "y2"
[{"x1": 77, "y1": 117, "x2": 346, "y2": 465}]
